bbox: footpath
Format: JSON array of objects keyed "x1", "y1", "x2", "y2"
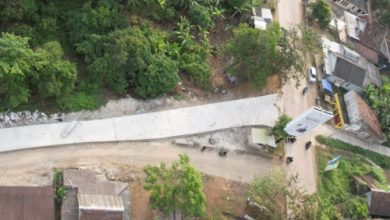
[{"x1": 0, "y1": 95, "x2": 279, "y2": 153}]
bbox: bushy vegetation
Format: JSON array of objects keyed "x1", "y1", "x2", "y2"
[
  {"x1": 316, "y1": 135, "x2": 390, "y2": 169},
  {"x1": 0, "y1": 33, "x2": 76, "y2": 111},
  {"x1": 364, "y1": 81, "x2": 390, "y2": 146},
  {"x1": 144, "y1": 154, "x2": 206, "y2": 218},
  {"x1": 3, "y1": 0, "x2": 266, "y2": 112},
  {"x1": 316, "y1": 149, "x2": 389, "y2": 219},
  {"x1": 272, "y1": 114, "x2": 292, "y2": 140},
  {"x1": 309, "y1": 0, "x2": 332, "y2": 28},
  {"x1": 248, "y1": 169, "x2": 320, "y2": 220},
  {"x1": 372, "y1": 0, "x2": 390, "y2": 29},
  {"x1": 226, "y1": 23, "x2": 304, "y2": 88}
]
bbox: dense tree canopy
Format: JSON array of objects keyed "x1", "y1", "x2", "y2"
[
  {"x1": 227, "y1": 23, "x2": 280, "y2": 88},
  {"x1": 0, "y1": 33, "x2": 76, "y2": 110},
  {"x1": 144, "y1": 154, "x2": 206, "y2": 218},
  {"x1": 310, "y1": 0, "x2": 332, "y2": 28}
]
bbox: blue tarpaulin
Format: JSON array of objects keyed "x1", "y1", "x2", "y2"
[{"x1": 322, "y1": 79, "x2": 333, "y2": 95}]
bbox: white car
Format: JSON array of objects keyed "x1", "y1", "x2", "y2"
[{"x1": 308, "y1": 67, "x2": 317, "y2": 83}]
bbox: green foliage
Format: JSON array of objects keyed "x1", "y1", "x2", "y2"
[
  {"x1": 272, "y1": 114, "x2": 292, "y2": 140},
  {"x1": 316, "y1": 135, "x2": 390, "y2": 169},
  {"x1": 136, "y1": 55, "x2": 179, "y2": 98},
  {"x1": 67, "y1": 0, "x2": 127, "y2": 46},
  {"x1": 248, "y1": 169, "x2": 320, "y2": 220},
  {"x1": 143, "y1": 154, "x2": 206, "y2": 218},
  {"x1": 224, "y1": 0, "x2": 262, "y2": 18},
  {"x1": 342, "y1": 197, "x2": 369, "y2": 218},
  {"x1": 364, "y1": 84, "x2": 390, "y2": 145},
  {"x1": 188, "y1": 3, "x2": 214, "y2": 29},
  {"x1": 54, "y1": 169, "x2": 67, "y2": 203},
  {"x1": 371, "y1": 0, "x2": 390, "y2": 29},
  {"x1": 0, "y1": 33, "x2": 32, "y2": 109},
  {"x1": 0, "y1": 33, "x2": 76, "y2": 110},
  {"x1": 310, "y1": 0, "x2": 332, "y2": 28},
  {"x1": 226, "y1": 23, "x2": 280, "y2": 88},
  {"x1": 57, "y1": 92, "x2": 102, "y2": 111},
  {"x1": 316, "y1": 149, "x2": 377, "y2": 219}
]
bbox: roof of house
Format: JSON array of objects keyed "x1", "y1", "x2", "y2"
[
  {"x1": 344, "y1": 11, "x2": 366, "y2": 40},
  {"x1": 358, "y1": 23, "x2": 387, "y2": 53},
  {"x1": 349, "y1": 0, "x2": 368, "y2": 11},
  {"x1": 344, "y1": 90, "x2": 383, "y2": 139},
  {"x1": 0, "y1": 186, "x2": 55, "y2": 220},
  {"x1": 250, "y1": 128, "x2": 276, "y2": 148},
  {"x1": 62, "y1": 169, "x2": 130, "y2": 220},
  {"x1": 78, "y1": 194, "x2": 124, "y2": 211},
  {"x1": 369, "y1": 189, "x2": 390, "y2": 217},
  {"x1": 333, "y1": 57, "x2": 366, "y2": 87}
]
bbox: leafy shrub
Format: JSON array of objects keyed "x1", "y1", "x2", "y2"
[
  {"x1": 189, "y1": 4, "x2": 214, "y2": 29},
  {"x1": 272, "y1": 115, "x2": 292, "y2": 140},
  {"x1": 316, "y1": 135, "x2": 390, "y2": 169},
  {"x1": 135, "y1": 55, "x2": 179, "y2": 98},
  {"x1": 342, "y1": 197, "x2": 369, "y2": 218},
  {"x1": 57, "y1": 92, "x2": 102, "y2": 111}
]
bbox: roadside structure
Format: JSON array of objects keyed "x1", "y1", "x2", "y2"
[
  {"x1": 0, "y1": 186, "x2": 55, "y2": 220},
  {"x1": 343, "y1": 90, "x2": 384, "y2": 144},
  {"x1": 322, "y1": 38, "x2": 382, "y2": 94},
  {"x1": 330, "y1": 0, "x2": 369, "y2": 16},
  {"x1": 250, "y1": 8, "x2": 273, "y2": 30},
  {"x1": 366, "y1": 189, "x2": 390, "y2": 218},
  {"x1": 61, "y1": 169, "x2": 130, "y2": 220},
  {"x1": 330, "y1": 11, "x2": 390, "y2": 66}
]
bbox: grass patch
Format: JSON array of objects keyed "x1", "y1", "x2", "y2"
[
  {"x1": 316, "y1": 149, "x2": 388, "y2": 219},
  {"x1": 316, "y1": 135, "x2": 390, "y2": 169}
]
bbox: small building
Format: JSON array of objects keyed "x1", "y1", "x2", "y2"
[
  {"x1": 353, "y1": 175, "x2": 380, "y2": 194},
  {"x1": 353, "y1": 23, "x2": 390, "y2": 65},
  {"x1": 61, "y1": 168, "x2": 130, "y2": 220},
  {"x1": 250, "y1": 8, "x2": 273, "y2": 30},
  {"x1": 343, "y1": 90, "x2": 384, "y2": 144},
  {"x1": 366, "y1": 189, "x2": 390, "y2": 218},
  {"x1": 342, "y1": 11, "x2": 366, "y2": 41},
  {"x1": 330, "y1": 0, "x2": 369, "y2": 16},
  {"x1": 0, "y1": 186, "x2": 55, "y2": 220},
  {"x1": 322, "y1": 38, "x2": 382, "y2": 94},
  {"x1": 248, "y1": 128, "x2": 276, "y2": 149}
]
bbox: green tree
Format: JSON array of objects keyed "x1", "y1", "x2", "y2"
[
  {"x1": 272, "y1": 114, "x2": 292, "y2": 140},
  {"x1": 135, "y1": 55, "x2": 179, "y2": 98},
  {"x1": 226, "y1": 23, "x2": 280, "y2": 88},
  {"x1": 0, "y1": 33, "x2": 76, "y2": 110},
  {"x1": 0, "y1": 33, "x2": 32, "y2": 109},
  {"x1": 144, "y1": 154, "x2": 206, "y2": 219},
  {"x1": 32, "y1": 41, "x2": 77, "y2": 98},
  {"x1": 310, "y1": 0, "x2": 332, "y2": 28},
  {"x1": 248, "y1": 169, "x2": 319, "y2": 220}
]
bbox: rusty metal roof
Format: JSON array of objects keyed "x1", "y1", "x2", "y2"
[{"x1": 0, "y1": 186, "x2": 55, "y2": 220}]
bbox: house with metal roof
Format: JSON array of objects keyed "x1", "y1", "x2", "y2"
[
  {"x1": 0, "y1": 186, "x2": 55, "y2": 220},
  {"x1": 61, "y1": 168, "x2": 130, "y2": 220},
  {"x1": 250, "y1": 8, "x2": 273, "y2": 30},
  {"x1": 322, "y1": 38, "x2": 382, "y2": 94},
  {"x1": 330, "y1": 0, "x2": 369, "y2": 16},
  {"x1": 366, "y1": 189, "x2": 390, "y2": 218},
  {"x1": 343, "y1": 90, "x2": 384, "y2": 143}
]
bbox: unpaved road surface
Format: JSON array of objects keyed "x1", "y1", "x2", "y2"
[{"x1": 0, "y1": 141, "x2": 279, "y2": 185}]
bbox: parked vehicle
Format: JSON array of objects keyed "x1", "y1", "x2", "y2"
[{"x1": 308, "y1": 67, "x2": 317, "y2": 83}]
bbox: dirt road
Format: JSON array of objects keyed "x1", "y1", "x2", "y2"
[
  {"x1": 0, "y1": 141, "x2": 278, "y2": 186},
  {"x1": 277, "y1": 0, "x2": 303, "y2": 29}
]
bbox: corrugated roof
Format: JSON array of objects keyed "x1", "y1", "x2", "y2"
[
  {"x1": 333, "y1": 57, "x2": 366, "y2": 87},
  {"x1": 250, "y1": 128, "x2": 276, "y2": 148},
  {"x1": 349, "y1": 0, "x2": 368, "y2": 11},
  {"x1": 344, "y1": 90, "x2": 383, "y2": 139},
  {"x1": 369, "y1": 189, "x2": 390, "y2": 217},
  {"x1": 0, "y1": 186, "x2": 55, "y2": 220},
  {"x1": 358, "y1": 23, "x2": 386, "y2": 53},
  {"x1": 78, "y1": 194, "x2": 124, "y2": 211}
]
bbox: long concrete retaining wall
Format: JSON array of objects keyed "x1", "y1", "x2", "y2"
[{"x1": 0, "y1": 94, "x2": 279, "y2": 153}]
